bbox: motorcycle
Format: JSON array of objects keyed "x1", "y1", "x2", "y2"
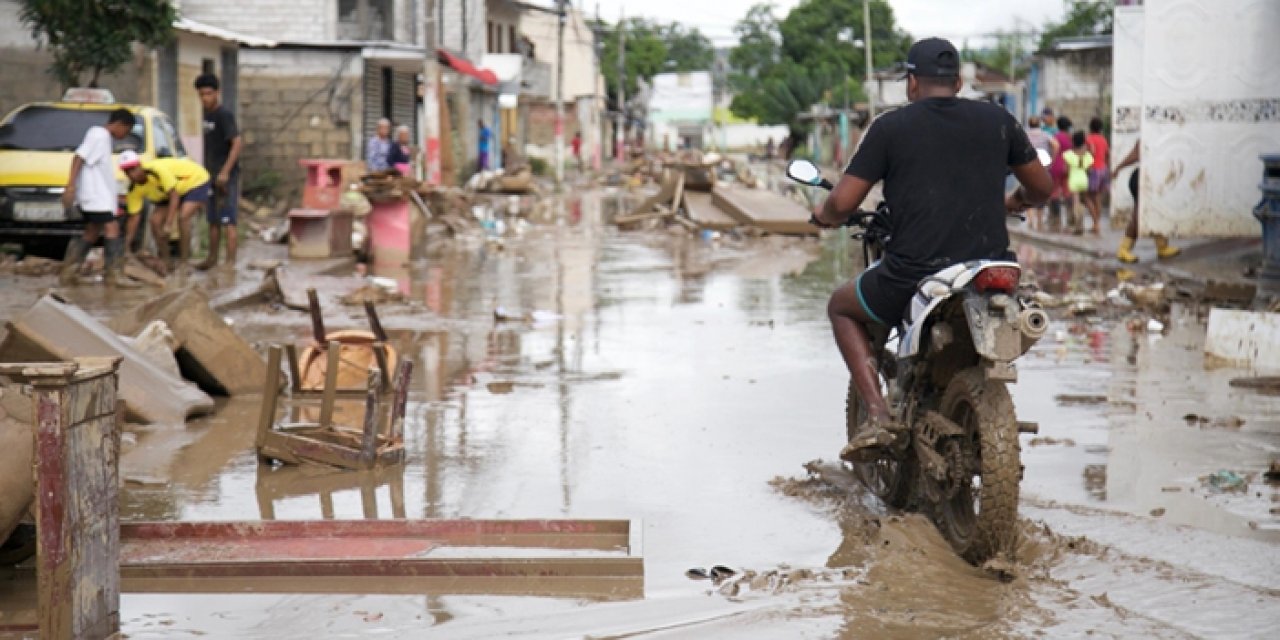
[{"x1": 785, "y1": 159, "x2": 1050, "y2": 564}]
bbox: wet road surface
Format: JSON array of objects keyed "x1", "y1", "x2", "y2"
[{"x1": 1, "y1": 193, "x2": 1278, "y2": 638}]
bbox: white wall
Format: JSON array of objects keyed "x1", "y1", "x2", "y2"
[
  {"x1": 1110, "y1": 5, "x2": 1144, "y2": 222},
  {"x1": 520, "y1": 7, "x2": 600, "y2": 101},
  {"x1": 440, "y1": 0, "x2": 487, "y2": 61},
  {"x1": 1139, "y1": 0, "x2": 1280, "y2": 237}
]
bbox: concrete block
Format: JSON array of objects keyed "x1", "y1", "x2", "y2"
[
  {"x1": 1204, "y1": 308, "x2": 1280, "y2": 373},
  {"x1": 0, "y1": 294, "x2": 213, "y2": 424},
  {"x1": 107, "y1": 287, "x2": 267, "y2": 396}
]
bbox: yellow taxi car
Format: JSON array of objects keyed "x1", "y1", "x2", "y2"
[{"x1": 0, "y1": 88, "x2": 187, "y2": 257}]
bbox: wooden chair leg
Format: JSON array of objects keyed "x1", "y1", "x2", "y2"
[
  {"x1": 318, "y1": 341, "x2": 340, "y2": 429},
  {"x1": 360, "y1": 367, "x2": 381, "y2": 468},
  {"x1": 256, "y1": 346, "x2": 283, "y2": 461},
  {"x1": 391, "y1": 359, "x2": 414, "y2": 441},
  {"x1": 285, "y1": 343, "x2": 302, "y2": 393}
]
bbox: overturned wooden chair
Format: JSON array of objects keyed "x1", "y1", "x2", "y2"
[{"x1": 256, "y1": 343, "x2": 412, "y2": 470}]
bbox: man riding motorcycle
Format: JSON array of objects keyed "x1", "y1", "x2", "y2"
[{"x1": 813, "y1": 38, "x2": 1053, "y2": 461}]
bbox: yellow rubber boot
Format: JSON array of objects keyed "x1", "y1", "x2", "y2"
[
  {"x1": 1154, "y1": 235, "x2": 1181, "y2": 259},
  {"x1": 1117, "y1": 236, "x2": 1139, "y2": 264}
]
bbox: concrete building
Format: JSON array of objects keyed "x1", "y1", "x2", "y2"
[
  {"x1": 1031, "y1": 35, "x2": 1112, "y2": 128},
  {"x1": 648, "y1": 72, "x2": 713, "y2": 151},
  {"x1": 175, "y1": 0, "x2": 436, "y2": 189},
  {"x1": 515, "y1": 1, "x2": 603, "y2": 167}
]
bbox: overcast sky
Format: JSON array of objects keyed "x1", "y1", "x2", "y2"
[{"x1": 563, "y1": 0, "x2": 1069, "y2": 49}]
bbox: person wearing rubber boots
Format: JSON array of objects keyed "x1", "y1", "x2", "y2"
[
  {"x1": 1114, "y1": 139, "x2": 1180, "y2": 263},
  {"x1": 58, "y1": 108, "x2": 141, "y2": 288},
  {"x1": 195, "y1": 73, "x2": 243, "y2": 270},
  {"x1": 117, "y1": 150, "x2": 211, "y2": 268}
]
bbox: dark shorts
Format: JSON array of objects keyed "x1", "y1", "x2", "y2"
[
  {"x1": 207, "y1": 177, "x2": 239, "y2": 226},
  {"x1": 1128, "y1": 168, "x2": 1140, "y2": 200},
  {"x1": 855, "y1": 263, "x2": 922, "y2": 328},
  {"x1": 182, "y1": 181, "x2": 211, "y2": 205},
  {"x1": 1087, "y1": 168, "x2": 1110, "y2": 193},
  {"x1": 78, "y1": 207, "x2": 115, "y2": 224}
]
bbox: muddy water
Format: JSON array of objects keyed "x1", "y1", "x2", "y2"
[{"x1": 3, "y1": 196, "x2": 1279, "y2": 637}]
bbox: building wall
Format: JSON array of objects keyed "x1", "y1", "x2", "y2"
[
  {"x1": 1040, "y1": 49, "x2": 1112, "y2": 126},
  {"x1": 0, "y1": 0, "x2": 150, "y2": 117},
  {"x1": 519, "y1": 7, "x2": 600, "y2": 101},
  {"x1": 526, "y1": 100, "x2": 580, "y2": 147},
  {"x1": 236, "y1": 48, "x2": 365, "y2": 194},
  {"x1": 182, "y1": 0, "x2": 334, "y2": 42},
  {"x1": 438, "y1": 0, "x2": 487, "y2": 62}
]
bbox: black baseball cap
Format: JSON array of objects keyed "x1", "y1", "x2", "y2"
[{"x1": 903, "y1": 37, "x2": 960, "y2": 78}]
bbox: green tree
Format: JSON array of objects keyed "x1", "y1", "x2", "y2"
[
  {"x1": 594, "y1": 17, "x2": 669, "y2": 107},
  {"x1": 1039, "y1": 0, "x2": 1113, "y2": 50},
  {"x1": 728, "y1": 0, "x2": 911, "y2": 131},
  {"x1": 663, "y1": 23, "x2": 715, "y2": 73},
  {"x1": 20, "y1": 0, "x2": 176, "y2": 89}
]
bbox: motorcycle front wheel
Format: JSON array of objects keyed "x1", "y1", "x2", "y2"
[
  {"x1": 845, "y1": 378, "x2": 912, "y2": 509},
  {"x1": 933, "y1": 367, "x2": 1021, "y2": 564}
]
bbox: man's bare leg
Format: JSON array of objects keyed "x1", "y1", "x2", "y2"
[
  {"x1": 196, "y1": 224, "x2": 220, "y2": 270},
  {"x1": 223, "y1": 224, "x2": 237, "y2": 266},
  {"x1": 828, "y1": 279, "x2": 898, "y2": 460}
]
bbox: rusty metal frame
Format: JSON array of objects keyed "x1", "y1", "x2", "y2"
[{"x1": 117, "y1": 519, "x2": 644, "y2": 600}]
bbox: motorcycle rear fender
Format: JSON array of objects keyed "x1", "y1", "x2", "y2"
[{"x1": 898, "y1": 260, "x2": 1021, "y2": 359}]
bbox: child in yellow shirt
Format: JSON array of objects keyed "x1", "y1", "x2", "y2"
[{"x1": 118, "y1": 150, "x2": 211, "y2": 265}]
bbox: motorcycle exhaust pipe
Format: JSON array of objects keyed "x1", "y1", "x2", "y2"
[{"x1": 1017, "y1": 308, "x2": 1050, "y2": 339}]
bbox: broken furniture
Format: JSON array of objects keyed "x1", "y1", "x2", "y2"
[
  {"x1": 293, "y1": 288, "x2": 399, "y2": 393},
  {"x1": 108, "y1": 286, "x2": 267, "y2": 396},
  {"x1": 0, "y1": 358, "x2": 124, "y2": 639},
  {"x1": 288, "y1": 208, "x2": 354, "y2": 259},
  {"x1": 256, "y1": 342, "x2": 412, "y2": 470},
  {"x1": 0, "y1": 293, "x2": 213, "y2": 424},
  {"x1": 299, "y1": 158, "x2": 348, "y2": 210}
]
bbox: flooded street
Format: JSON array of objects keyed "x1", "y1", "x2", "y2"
[{"x1": 2, "y1": 193, "x2": 1278, "y2": 638}]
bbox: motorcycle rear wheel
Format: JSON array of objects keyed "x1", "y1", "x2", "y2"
[
  {"x1": 846, "y1": 378, "x2": 912, "y2": 509},
  {"x1": 933, "y1": 367, "x2": 1020, "y2": 564}
]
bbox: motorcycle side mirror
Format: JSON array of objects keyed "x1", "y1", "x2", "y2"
[
  {"x1": 1037, "y1": 148, "x2": 1052, "y2": 167},
  {"x1": 786, "y1": 159, "x2": 821, "y2": 185}
]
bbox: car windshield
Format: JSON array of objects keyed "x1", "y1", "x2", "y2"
[{"x1": 0, "y1": 106, "x2": 145, "y2": 153}]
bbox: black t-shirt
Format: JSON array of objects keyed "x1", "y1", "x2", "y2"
[
  {"x1": 202, "y1": 105, "x2": 239, "y2": 176},
  {"x1": 845, "y1": 97, "x2": 1036, "y2": 277}
]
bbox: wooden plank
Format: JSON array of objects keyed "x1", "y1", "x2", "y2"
[
  {"x1": 682, "y1": 192, "x2": 738, "y2": 231},
  {"x1": 712, "y1": 186, "x2": 818, "y2": 235},
  {"x1": 360, "y1": 368, "x2": 381, "y2": 466}
]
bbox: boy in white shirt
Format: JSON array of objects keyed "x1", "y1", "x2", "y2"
[{"x1": 59, "y1": 108, "x2": 139, "y2": 287}]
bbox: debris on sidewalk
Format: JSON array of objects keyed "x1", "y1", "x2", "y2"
[
  {"x1": 0, "y1": 294, "x2": 212, "y2": 424},
  {"x1": 1202, "y1": 470, "x2": 1248, "y2": 493},
  {"x1": 109, "y1": 287, "x2": 267, "y2": 396}
]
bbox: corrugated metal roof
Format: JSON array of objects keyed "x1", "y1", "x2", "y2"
[{"x1": 174, "y1": 18, "x2": 276, "y2": 48}]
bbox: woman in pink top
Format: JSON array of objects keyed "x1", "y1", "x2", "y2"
[{"x1": 1051, "y1": 116, "x2": 1076, "y2": 232}]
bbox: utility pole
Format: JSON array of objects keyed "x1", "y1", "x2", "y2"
[
  {"x1": 615, "y1": 7, "x2": 625, "y2": 164},
  {"x1": 863, "y1": 0, "x2": 875, "y2": 120},
  {"x1": 555, "y1": 0, "x2": 567, "y2": 191}
]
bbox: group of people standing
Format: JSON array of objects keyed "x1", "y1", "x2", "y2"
[
  {"x1": 60, "y1": 73, "x2": 242, "y2": 287},
  {"x1": 1024, "y1": 107, "x2": 1179, "y2": 263},
  {"x1": 365, "y1": 118, "x2": 416, "y2": 175},
  {"x1": 1024, "y1": 108, "x2": 1109, "y2": 236}
]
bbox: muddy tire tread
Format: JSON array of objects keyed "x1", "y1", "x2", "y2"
[
  {"x1": 938, "y1": 367, "x2": 1020, "y2": 564},
  {"x1": 846, "y1": 378, "x2": 912, "y2": 508}
]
